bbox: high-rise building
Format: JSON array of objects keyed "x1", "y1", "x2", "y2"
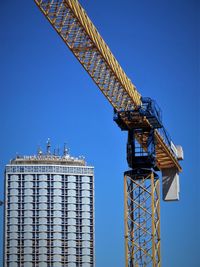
[{"x1": 4, "y1": 142, "x2": 95, "y2": 267}]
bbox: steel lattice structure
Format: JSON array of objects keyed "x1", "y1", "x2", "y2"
[
  {"x1": 34, "y1": 1, "x2": 183, "y2": 266},
  {"x1": 124, "y1": 170, "x2": 161, "y2": 267},
  {"x1": 34, "y1": 0, "x2": 141, "y2": 111},
  {"x1": 34, "y1": 0, "x2": 181, "y2": 172}
]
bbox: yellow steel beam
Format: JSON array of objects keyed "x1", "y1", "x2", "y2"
[
  {"x1": 34, "y1": 0, "x2": 182, "y2": 172},
  {"x1": 124, "y1": 171, "x2": 161, "y2": 266},
  {"x1": 34, "y1": 0, "x2": 141, "y2": 111},
  {"x1": 66, "y1": 0, "x2": 141, "y2": 107},
  {"x1": 155, "y1": 130, "x2": 182, "y2": 172}
]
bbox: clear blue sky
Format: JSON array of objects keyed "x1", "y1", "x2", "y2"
[{"x1": 0, "y1": 0, "x2": 199, "y2": 266}]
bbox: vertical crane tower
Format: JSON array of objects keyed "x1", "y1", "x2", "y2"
[{"x1": 34, "y1": 0, "x2": 183, "y2": 266}]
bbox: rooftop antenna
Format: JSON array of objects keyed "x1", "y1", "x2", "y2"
[
  {"x1": 63, "y1": 143, "x2": 69, "y2": 157},
  {"x1": 37, "y1": 146, "x2": 43, "y2": 156},
  {"x1": 46, "y1": 138, "x2": 51, "y2": 155}
]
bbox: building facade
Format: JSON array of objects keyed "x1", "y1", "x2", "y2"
[{"x1": 4, "y1": 145, "x2": 95, "y2": 267}]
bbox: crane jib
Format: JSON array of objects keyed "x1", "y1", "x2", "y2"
[{"x1": 34, "y1": 0, "x2": 182, "y2": 172}]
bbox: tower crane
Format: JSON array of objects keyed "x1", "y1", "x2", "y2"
[{"x1": 34, "y1": 0, "x2": 183, "y2": 266}]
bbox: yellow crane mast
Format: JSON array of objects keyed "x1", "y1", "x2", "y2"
[{"x1": 34, "y1": 1, "x2": 183, "y2": 266}]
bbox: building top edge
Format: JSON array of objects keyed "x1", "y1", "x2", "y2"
[
  {"x1": 9, "y1": 155, "x2": 87, "y2": 166},
  {"x1": 6, "y1": 163, "x2": 94, "y2": 168}
]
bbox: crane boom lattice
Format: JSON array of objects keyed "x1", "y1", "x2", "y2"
[
  {"x1": 34, "y1": 0, "x2": 181, "y2": 173},
  {"x1": 34, "y1": 0, "x2": 141, "y2": 110}
]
